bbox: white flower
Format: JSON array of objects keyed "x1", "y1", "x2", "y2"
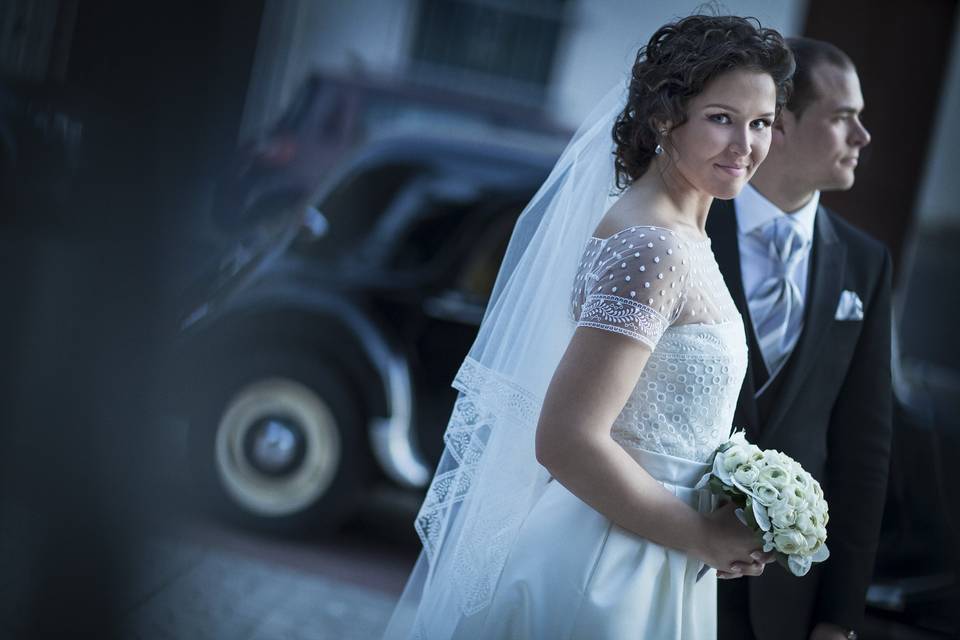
[
  {"x1": 733, "y1": 463, "x2": 761, "y2": 488},
  {"x1": 715, "y1": 446, "x2": 750, "y2": 485},
  {"x1": 796, "y1": 511, "x2": 818, "y2": 537},
  {"x1": 726, "y1": 430, "x2": 750, "y2": 447},
  {"x1": 806, "y1": 537, "x2": 825, "y2": 555},
  {"x1": 784, "y1": 485, "x2": 806, "y2": 508},
  {"x1": 791, "y1": 468, "x2": 812, "y2": 491},
  {"x1": 811, "y1": 478, "x2": 824, "y2": 499},
  {"x1": 759, "y1": 463, "x2": 791, "y2": 490},
  {"x1": 804, "y1": 493, "x2": 828, "y2": 523},
  {"x1": 774, "y1": 529, "x2": 807, "y2": 555},
  {"x1": 768, "y1": 498, "x2": 798, "y2": 529},
  {"x1": 765, "y1": 450, "x2": 795, "y2": 467},
  {"x1": 809, "y1": 500, "x2": 828, "y2": 525},
  {"x1": 752, "y1": 481, "x2": 780, "y2": 507}
]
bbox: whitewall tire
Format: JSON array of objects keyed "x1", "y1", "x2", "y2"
[{"x1": 214, "y1": 377, "x2": 341, "y2": 518}]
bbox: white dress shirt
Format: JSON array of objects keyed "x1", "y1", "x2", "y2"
[{"x1": 734, "y1": 183, "x2": 819, "y2": 385}]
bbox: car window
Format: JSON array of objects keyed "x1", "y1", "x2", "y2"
[
  {"x1": 454, "y1": 208, "x2": 518, "y2": 301},
  {"x1": 298, "y1": 161, "x2": 422, "y2": 262},
  {"x1": 380, "y1": 199, "x2": 474, "y2": 272}
]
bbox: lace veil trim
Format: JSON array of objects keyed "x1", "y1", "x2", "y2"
[{"x1": 414, "y1": 357, "x2": 546, "y2": 615}]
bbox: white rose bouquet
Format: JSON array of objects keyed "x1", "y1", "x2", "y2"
[{"x1": 695, "y1": 431, "x2": 830, "y2": 577}]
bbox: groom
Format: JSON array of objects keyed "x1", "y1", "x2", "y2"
[{"x1": 708, "y1": 38, "x2": 893, "y2": 640}]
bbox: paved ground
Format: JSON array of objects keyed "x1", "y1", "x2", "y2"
[
  {"x1": 2, "y1": 506, "x2": 953, "y2": 639},
  {"x1": 1, "y1": 520, "x2": 411, "y2": 640},
  {"x1": 118, "y1": 535, "x2": 398, "y2": 640},
  {"x1": 0, "y1": 485, "x2": 418, "y2": 640}
]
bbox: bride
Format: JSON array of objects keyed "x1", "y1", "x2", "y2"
[{"x1": 384, "y1": 15, "x2": 795, "y2": 640}]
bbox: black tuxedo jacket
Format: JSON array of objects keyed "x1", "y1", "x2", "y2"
[{"x1": 707, "y1": 198, "x2": 893, "y2": 639}]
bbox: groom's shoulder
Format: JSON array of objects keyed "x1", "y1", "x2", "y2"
[{"x1": 821, "y1": 206, "x2": 890, "y2": 265}]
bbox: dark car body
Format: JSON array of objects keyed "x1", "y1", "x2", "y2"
[{"x1": 210, "y1": 72, "x2": 565, "y2": 234}]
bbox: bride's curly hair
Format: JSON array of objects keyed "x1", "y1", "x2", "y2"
[{"x1": 613, "y1": 15, "x2": 794, "y2": 189}]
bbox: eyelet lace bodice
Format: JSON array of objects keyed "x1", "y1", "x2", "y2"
[{"x1": 572, "y1": 225, "x2": 749, "y2": 461}]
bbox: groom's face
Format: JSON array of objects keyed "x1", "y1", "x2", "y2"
[{"x1": 780, "y1": 63, "x2": 871, "y2": 192}]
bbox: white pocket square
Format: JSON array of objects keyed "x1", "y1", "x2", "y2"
[{"x1": 834, "y1": 290, "x2": 864, "y2": 321}]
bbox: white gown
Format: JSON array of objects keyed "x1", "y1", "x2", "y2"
[{"x1": 455, "y1": 225, "x2": 749, "y2": 639}]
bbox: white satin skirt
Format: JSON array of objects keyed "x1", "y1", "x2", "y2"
[{"x1": 452, "y1": 446, "x2": 717, "y2": 640}]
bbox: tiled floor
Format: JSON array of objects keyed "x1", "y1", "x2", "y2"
[{"x1": 118, "y1": 538, "x2": 397, "y2": 640}]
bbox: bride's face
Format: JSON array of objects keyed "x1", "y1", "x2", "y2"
[{"x1": 662, "y1": 69, "x2": 777, "y2": 200}]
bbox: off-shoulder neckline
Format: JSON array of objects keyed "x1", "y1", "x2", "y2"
[{"x1": 589, "y1": 224, "x2": 711, "y2": 247}]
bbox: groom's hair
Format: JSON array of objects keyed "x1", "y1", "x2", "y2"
[{"x1": 785, "y1": 37, "x2": 856, "y2": 118}]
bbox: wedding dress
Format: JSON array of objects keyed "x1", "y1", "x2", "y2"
[
  {"x1": 382, "y1": 84, "x2": 750, "y2": 640},
  {"x1": 450, "y1": 224, "x2": 749, "y2": 639}
]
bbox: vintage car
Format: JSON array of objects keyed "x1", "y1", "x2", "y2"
[
  {"x1": 171, "y1": 130, "x2": 560, "y2": 533},
  {"x1": 166, "y1": 70, "x2": 566, "y2": 537}
]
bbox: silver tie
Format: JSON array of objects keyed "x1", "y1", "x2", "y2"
[{"x1": 748, "y1": 217, "x2": 809, "y2": 377}]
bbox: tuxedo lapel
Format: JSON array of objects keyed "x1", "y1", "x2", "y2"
[
  {"x1": 706, "y1": 199, "x2": 761, "y2": 440},
  {"x1": 761, "y1": 206, "x2": 846, "y2": 440}
]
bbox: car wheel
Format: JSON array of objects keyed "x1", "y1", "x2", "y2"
[{"x1": 190, "y1": 349, "x2": 366, "y2": 533}]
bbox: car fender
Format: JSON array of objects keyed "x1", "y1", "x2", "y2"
[{"x1": 183, "y1": 281, "x2": 431, "y2": 490}]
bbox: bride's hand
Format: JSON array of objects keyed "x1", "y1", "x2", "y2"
[{"x1": 696, "y1": 502, "x2": 775, "y2": 579}]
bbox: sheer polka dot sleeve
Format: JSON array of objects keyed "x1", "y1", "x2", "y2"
[{"x1": 575, "y1": 227, "x2": 690, "y2": 350}]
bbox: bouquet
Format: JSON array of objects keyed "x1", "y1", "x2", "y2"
[{"x1": 696, "y1": 431, "x2": 830, "y2": 577}]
